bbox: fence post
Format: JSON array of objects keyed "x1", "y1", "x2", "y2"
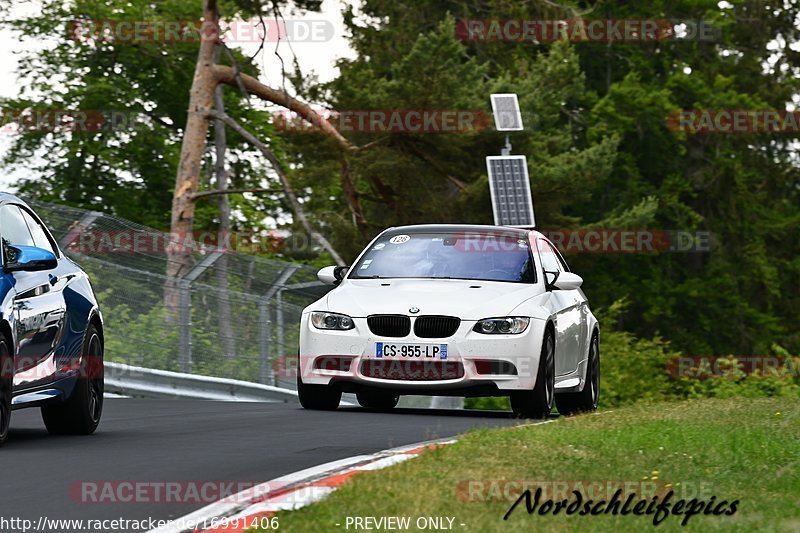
[
  {"x1": 276, "y1": 289, "x2": 285, "y2": 384},
  {"x1": 178, "y1": 279, "x2": 192, "y2": 373},
  {"x1": 178, "y1": 252, "x2": 225, "y2": 374},
  {"x1": 259, "y1": 300, "x2": 272, "y2": 385},
  {"x1": 260, "y1": 265, "x2": 301, "y2": 386}
]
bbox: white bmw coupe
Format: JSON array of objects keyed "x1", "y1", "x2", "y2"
[{"x1": 297, "y1": 224, "x2": 599, "y2": 418}]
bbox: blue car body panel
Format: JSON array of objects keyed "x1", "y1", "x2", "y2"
[{"x1": 0, "y1": 193, "x2": 103, "y2": 409}]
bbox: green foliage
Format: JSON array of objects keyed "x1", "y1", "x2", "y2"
[
  {"x1": 596, "y1": 299, "x2": 800, "y2": 407},
  {"x1": 464, "y1": 396, "x2": 510, "y2": 411},
  {"x1": 97, "y1": 289, "x2": 181, "y2": 371},
  {"x1": 569, "y1": 1, "x2": 800, "y2": 355},
  {"x1": 598, "y1": 329, "x2": 678, "y2": 407}
]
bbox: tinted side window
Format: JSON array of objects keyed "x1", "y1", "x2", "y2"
[
  {"x1": 538, "y1": 240, "x2": 562, "y2": 273},
  {"x1": 21, "y1": 208, "x2": 56, "y2": 255},
  {"x1": 551, "y1": 242, "x2": 570, "y2": 272},
  {"x1": 1, "y1": 204, "x2": 35, "y2": 264},
  {"x1": 1, "y1": 205, "x2": 35, "y2": 247}
]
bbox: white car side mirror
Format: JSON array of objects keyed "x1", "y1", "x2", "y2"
[
  {"x1": 318, "y1": 265, "x2": 348, "y2": 285},
  {"x1": 553, "y1": 272, "x2": 583, "y2": 290},
  {"x1": 317, "y1": 266, "x2": 338, "y2": 285}
]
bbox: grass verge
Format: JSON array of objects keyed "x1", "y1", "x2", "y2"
[{"x1": 257, "y1": 398, "x2": 798, "y2": 532}]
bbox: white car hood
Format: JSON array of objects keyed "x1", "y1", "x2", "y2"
[{"x1": 323, "y1": 278, "x2": 542, "y2": 320}]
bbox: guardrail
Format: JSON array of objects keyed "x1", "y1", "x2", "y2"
[{"x1": 104, "y1": 362, "x2": 299, "y2": 403}]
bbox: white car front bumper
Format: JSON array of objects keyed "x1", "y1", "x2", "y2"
[{"x1": 298, "y1": 313, "x2": 547, "y2": 395}]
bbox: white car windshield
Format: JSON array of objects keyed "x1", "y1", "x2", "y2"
[{"x1": 349, "y1": 231, "x2": 536, "y2": 283}]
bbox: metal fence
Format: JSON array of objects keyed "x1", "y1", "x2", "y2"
[{"x1": 29, "y1": 199, "x2": 326, "y2": 391}]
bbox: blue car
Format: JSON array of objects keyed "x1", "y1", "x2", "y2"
[{"x1": 0, "y1": 193, "x2": 104, "y2": 446}]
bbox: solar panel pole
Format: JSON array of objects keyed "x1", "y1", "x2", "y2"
[{"x1": 501, "y1": 134, "x2": 512, "y2": 156}]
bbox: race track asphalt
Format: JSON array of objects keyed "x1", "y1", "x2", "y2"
[{"x1": 0, "y1": 399, "x2": 522, "y2": 531}]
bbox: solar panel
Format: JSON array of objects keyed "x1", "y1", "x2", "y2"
[
  {"x1": 490, "y1": 93, "x2": 524, "y2": 131},
  {"x1": 486, "y1": 155, "x2": 535, "y2": 227}
]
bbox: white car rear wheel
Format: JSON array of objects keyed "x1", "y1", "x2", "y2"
[{"x1": 556, "y1": 332, "x2": 599, "y2": 416}]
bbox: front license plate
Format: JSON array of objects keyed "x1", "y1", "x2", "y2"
[{"x1": 376, "y1": 342, "x2": 448, "y2": 360}]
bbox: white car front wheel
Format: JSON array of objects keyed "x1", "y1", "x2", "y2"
[
  {"x1": 356, "y1": 390, "x2": 399, "y2": 411},
  {"x1": 297, "y1": 376, "x2": 341, "y2": 410},
  {"x1": 510, "y1": 329, "x2": 555, "y2": 419}
]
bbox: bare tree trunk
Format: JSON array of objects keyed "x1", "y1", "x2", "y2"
[
  {"x1": 165, "y1": 0, "x2": 220, "y2": 314},
  {"x1": 213, "y1": 60, "x2": 236, "y2": 359},
  {"x1": 339, "y1": 158, "x2": 370, "y2": 240}
]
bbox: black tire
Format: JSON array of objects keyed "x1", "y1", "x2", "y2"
[
  {"x1": 356, "y1": 390, "x2": 399, "y2": 410},
  {"x1": 511, "y1": 328, "x2": 555, "y2": 419},
  {"x1": 297, "y1": 376, "x2": 341, "y2": 410},
  {"x1": 0, "y1": 337, "x2": 12, "y2": 447},
  {"x1": 556, "y1": 331, "x2": 600, "y2": 416},
  {"x1": 41, "y1": 324, "x2": 104, "y2": 435}
]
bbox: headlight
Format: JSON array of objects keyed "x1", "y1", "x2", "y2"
[
  {"x1": 473, "y1": 317, "x2": 529, "y2": 334},
  {"x1": 311, "y1": 311, "x2": 355, "y2": 330}
]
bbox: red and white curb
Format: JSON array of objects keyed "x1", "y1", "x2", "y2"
[{"x1": 148, "y1": 438, "x2": 456, "y2": 533}]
